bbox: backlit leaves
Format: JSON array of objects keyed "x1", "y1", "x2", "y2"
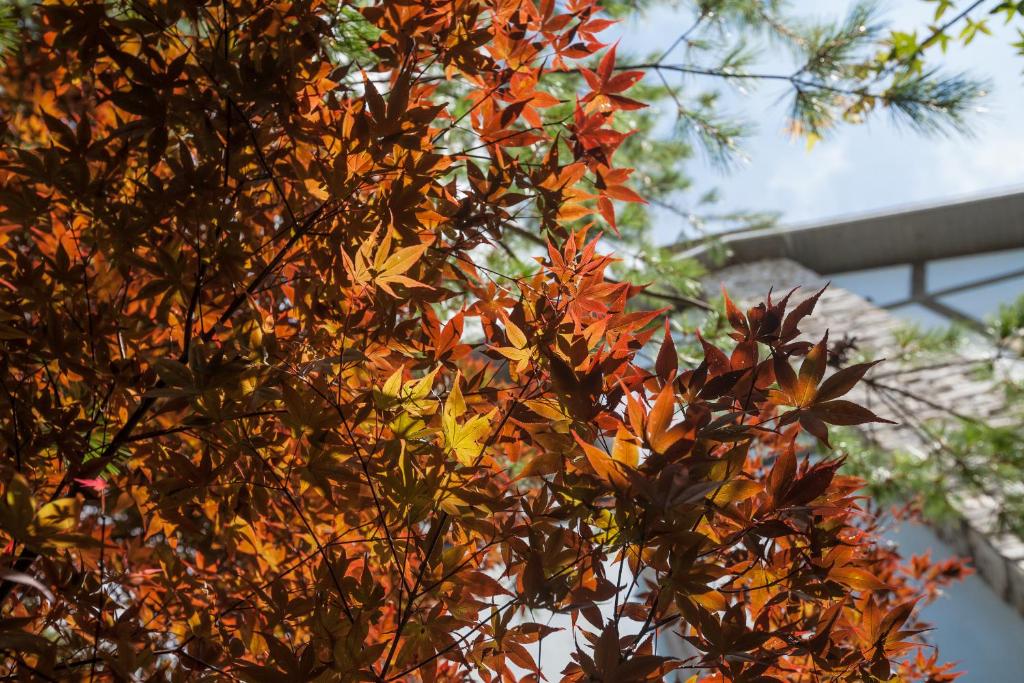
[
  {"x1": 0, "y1": 1, "x2": 957, "y2": 681},
  {"x1": 442, "y1": 376, "x2": 494, "y2": 466}
]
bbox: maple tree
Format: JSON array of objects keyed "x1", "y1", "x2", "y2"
[
  {"x1": 0, "y1": 1, "x2": 968, "y2": 681},
  {"x1": 464, "y1": 0, "x2": 992, "y2": 300}
]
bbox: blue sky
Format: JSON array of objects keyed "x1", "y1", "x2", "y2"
[{"x1": 616, "y1": 1, "x2": 1024, "y2": 243}]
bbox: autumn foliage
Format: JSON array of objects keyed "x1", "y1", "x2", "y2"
[{"x1": 0, "y1": 1, "x2": 966, "y2": 681}]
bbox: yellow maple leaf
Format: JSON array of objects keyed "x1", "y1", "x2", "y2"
[{"x1": 441, "y1": 376, "x2": 495, "y2": 465}]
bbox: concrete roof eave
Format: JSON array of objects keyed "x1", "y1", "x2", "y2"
[{"x1": 678, "y1": 190, "x2": 1024, "y2": 275}]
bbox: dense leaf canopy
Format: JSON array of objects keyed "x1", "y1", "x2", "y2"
[{"x1": 0, "y1": 1, "x2": 967, "y2": 681}]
